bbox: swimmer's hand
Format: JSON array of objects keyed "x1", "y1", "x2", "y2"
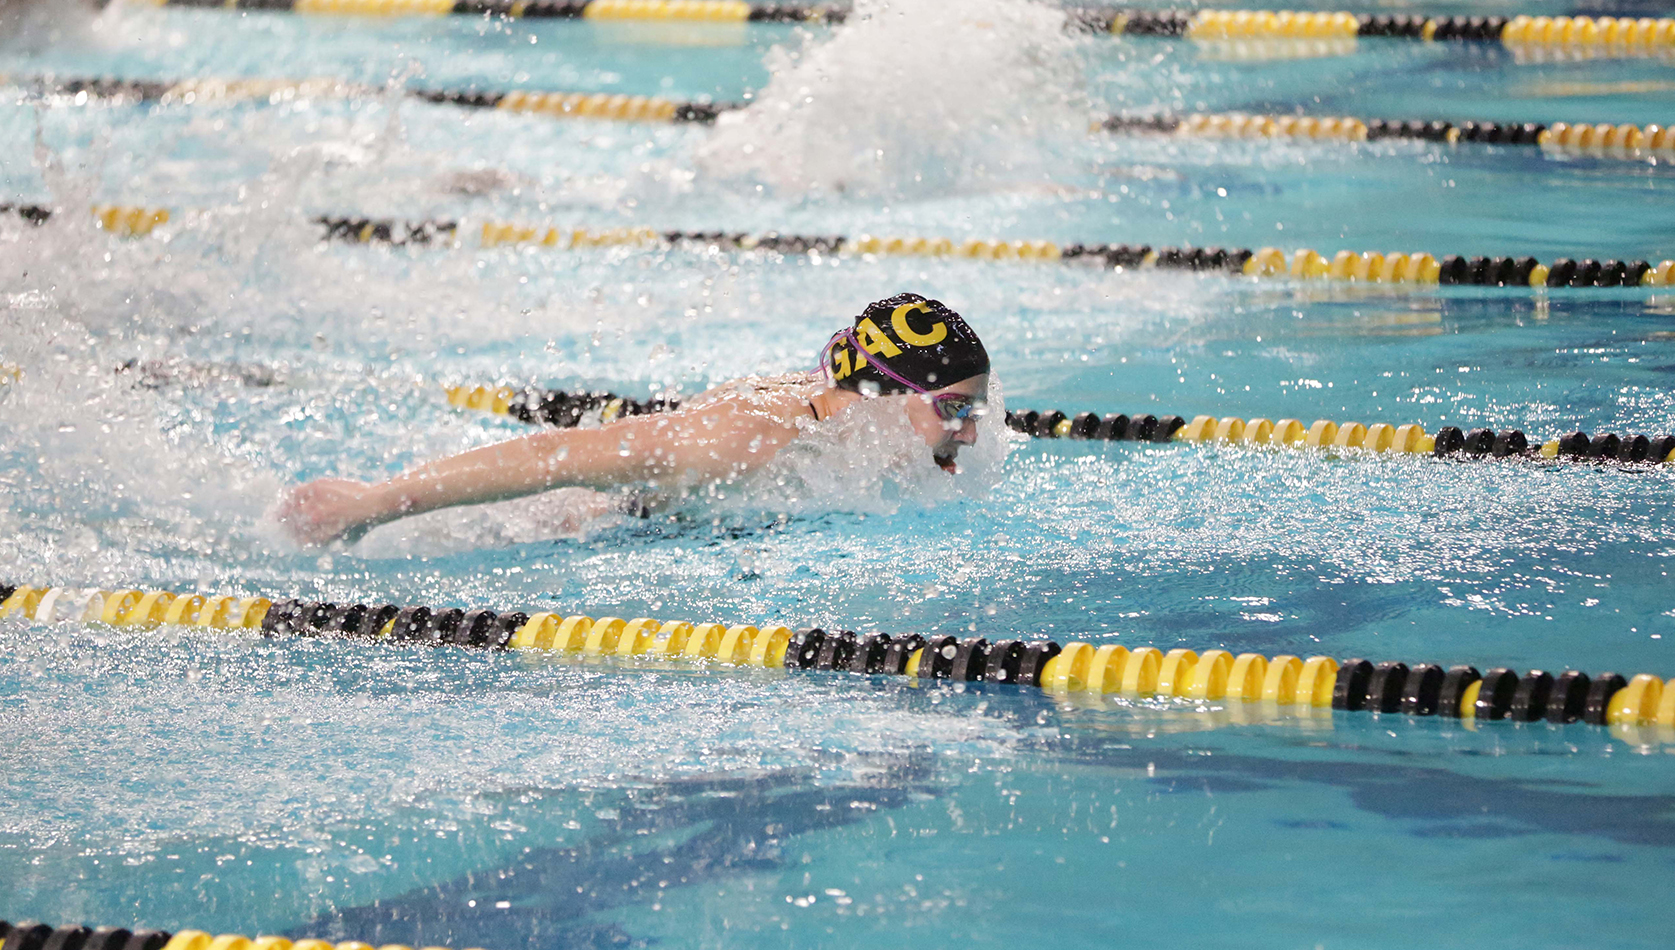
[{"x1": 275, "y1": 478, "x2": 388, "y2": 547}]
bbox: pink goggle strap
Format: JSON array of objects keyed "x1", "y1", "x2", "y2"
[{"x1": 820, "y1": 327, "x2": 929, "y2": 395}]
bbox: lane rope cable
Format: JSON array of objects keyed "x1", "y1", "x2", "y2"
[
  {"x1": 125, "y1": 2, "x2": 1675, "y2": 61},
  {"x1": 134, "y1": 0, "x2": 842, "y2": 23},
  {"x1": 279, "y1": 221, "x2": 1675, "y2": 292},
  {"x1": 4, "y1": 580, "x2": 1674, "y2": 744},
  {"x1": 7, "y1": 205, "x2": 1668, "y2": 293},
  {"x1": 0, "y1": 921, "x2": 489, "y2": 950},
  {"x1": 442, "y1": 383, "x2": 1675, "y2": 469},
  {"x1": 1102, "y1": 112, "x2": 1675, "y2": 162},
  {"x1": 20, "y1": 75, "x2": 1674, "y2": 165}
]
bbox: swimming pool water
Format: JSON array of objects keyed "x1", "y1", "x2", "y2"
[{"x1": 3, "y1": 2, "x2": 1674, "y2": 947}]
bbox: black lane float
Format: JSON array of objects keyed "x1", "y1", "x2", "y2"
[
  {"x1": 444, "y1": 384, "x2": 1675, "y2": 469},
  {"x1": 3, "y1": 582, "x2": 1672, "y2": 735}
]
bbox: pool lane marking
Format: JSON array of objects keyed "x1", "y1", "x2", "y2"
[
  {"x1": 327, "y1": 222, "x2": 1675, "y2": 292},
  {"x1": 8, "y1": 205, "x2": 1674, "y2": 293},
  {"x1": 1024, "y1": 412, "x2": 1675, "y2": 467},
  {"x1": 440, "y1": 382, "x2": 1675, "y2": 469},
  {"x1": 140, "y1": 0, "x2": 836, "y2": 23},
  {"x1": 1174, "y1": 11, "x2": 1675, "y2": 61},
  {"x1": 3, "y1": 583, "x2": 1673, "y2": 744},
  {"x1": 408, "y1": 223, "x2": 1675, "y2": 292},
  {"x1": 0, "y1": 922, "x2": 492, "y2": 950},
  {"x1": 15, "y1": 76, "x2": 731, "y2": 125},
  {"x1": 25, "y1": 75, "x2": 1674, "y2": 163},
  {"x1": 124, "y1": 2, "x2": 1675, "y2": 60},
  {"x1": 1104, "y1": 114, "x2": 1675, "y2": 162},
  {"x1": 6, "y1": 361, "x2": 1659, "y2": 473},
  {"x1": 0, "y1": 204, "x2": 169, "y2": 236}
]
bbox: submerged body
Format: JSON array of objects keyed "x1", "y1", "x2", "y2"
[{"x1": 278, "y1": 295, "x2": 991, "y2": 546}]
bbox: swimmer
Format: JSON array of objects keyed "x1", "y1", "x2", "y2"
[{"x1": 276, "y1": 293, "x2": 991, "y2": 546}]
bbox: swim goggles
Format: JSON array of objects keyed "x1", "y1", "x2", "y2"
[
  {"x1": 930, "y1": 393, "x2": 985, "y2": 423},
  {"x1": 822, "y1": 328, "x2": 988, "y2": 424}
]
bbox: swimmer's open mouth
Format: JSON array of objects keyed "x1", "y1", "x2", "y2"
[{"x1": 934, "y1": 453, "x2": 957, "y2": 474}]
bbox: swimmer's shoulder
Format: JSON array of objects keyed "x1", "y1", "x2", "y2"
[{"x1": 686, "y1": 372, "x2": 822, "y2": 421}]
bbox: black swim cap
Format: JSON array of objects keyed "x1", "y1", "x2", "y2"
[{"x1": 823, "y1": 293, "x2": 989, "y2": 395}]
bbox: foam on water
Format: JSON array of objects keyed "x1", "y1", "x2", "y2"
[
  {"x1": 698, "y1": 0, "x2": 1089, "y2": 199},
  {"x1": 0, "y1": 292, "x2": 281, "y2": 583},
  {"x1": 0, "y1": 0, "x2": 101, "y2": 53},
  {"x1": 741, "y1": 376, "x2": 1014, "y2": 511}
]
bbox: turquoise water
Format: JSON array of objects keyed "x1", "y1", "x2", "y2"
[{"x1": 3, "y1": 2, "x2": 1675, "y2": 947}]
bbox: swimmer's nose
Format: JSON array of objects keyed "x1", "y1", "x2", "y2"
[{"x1": 953, "y1": 419, "x2": 979, "y2": 445}]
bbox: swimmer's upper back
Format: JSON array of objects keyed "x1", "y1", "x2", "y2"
[{"x1": 684, "y1": 371, "x2": 825, "y2": 423}]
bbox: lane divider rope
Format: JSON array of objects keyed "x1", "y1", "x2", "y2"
[
  {"x1": 1236, "y1": 246, "x2": 1673, "y2": 289},
  {"x1": 0, "y1": 920, "x2": 488, "y2": 950},
  {"x1": 1498, "y1": 14, "x2": 1675, "y2": 55},
  {"x1": 1107, "y1": 10, "x2": 1675, "y2": 60},
  {"x1": 139, "y1": 0, "x2": 841, "y2": 22},
  {"x1": 4, "y1": 581, "x2": 1673, "y2": 742},
  {"x1": 442, "y1": 383, "x2": 1675, "y2": 469},
  {"x1": 445, "y1": 382, "x2": 677, "y2": 425},
  {"x1": 0, "y1": 204, "x2": 169, "y2": 236},
  {"x1": 32, "y1": 76, "x2": 1672, "y2": 163},
  {"x1": 15, "y1": 360, "x2": 1649, "y2": 475},
  {"x1": 361, "y1": 221, "x2": 1675, "y2": 291},
  {"x1": 8, "y1": 205, "x2": 1671, "y2": 292},
  {"x1": 1104, "y1": 112, "x2": 1675, "y2": 162},
  {"x1": 16, "y1": 76, "x2": 728, "y2": 125},
  {"x1": 1012, "y1": 410, "x2": 1675, "y2": 467},
  {"x1": 132, "y1": 0, "x2": 1675, "y2": 61}
]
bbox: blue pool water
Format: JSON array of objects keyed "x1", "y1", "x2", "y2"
[{"x1": 3, "y1": 2, "x2": 1674, "y2": 947}]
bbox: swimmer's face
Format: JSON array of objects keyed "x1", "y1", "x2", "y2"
[{"x1": 903, "y1": 374, "x2": 988, "y2": 473}]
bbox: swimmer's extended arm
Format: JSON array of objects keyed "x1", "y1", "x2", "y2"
[
  {"x1": 277, "y1": 396, "x2": 803, "y2": 545},
  {"x1": 383, "y1": 400, "x2": 799, "y2": 504}
]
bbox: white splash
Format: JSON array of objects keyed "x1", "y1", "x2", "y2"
[
  {"x1": 350, "y1": 486, "x2": 644, "y2": 557},
  {"x1": 729, "y1": 374, "x2": 1015, "y2": 517},
  {"x1": 696, "y1": 0, "x2": 1089, "y2": 198},
  {"x1": 0, "y1": 297, "x2": 283, "y2": 582},
  {"x1": 0, "y1": 0, "x2": 101, "y2": 52}
]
